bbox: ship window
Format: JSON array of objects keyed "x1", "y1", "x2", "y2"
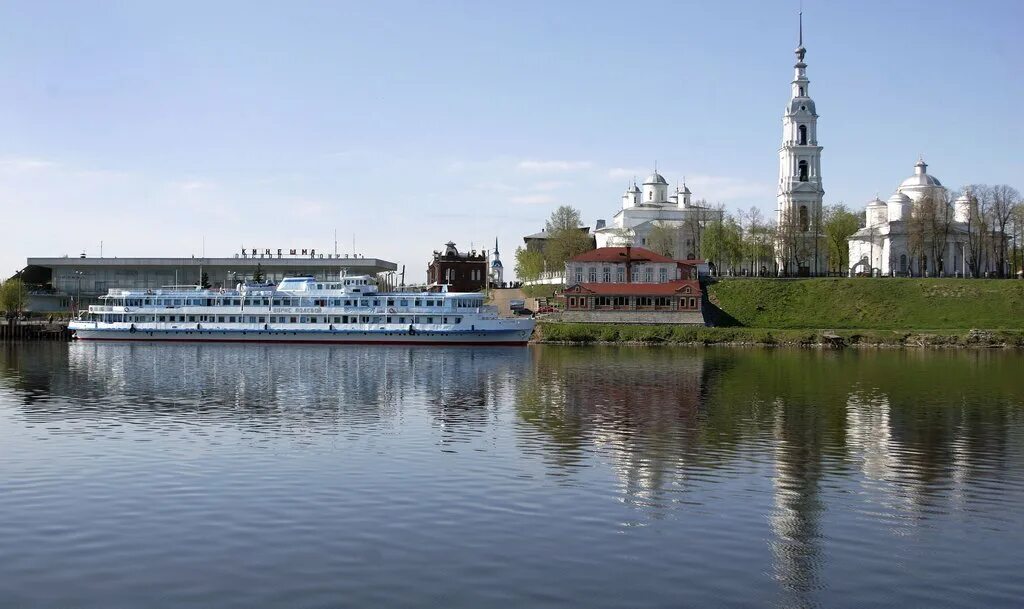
[
  {"x1": 258, "y1": 317, "x2": 266, "y2": 323},
  {"x1": 400, "y1": 299, "x2": 409, "y2": 307},
  {"x1": 414, "y1": 299, "x2": 422, "y2": 306},
  {"x1": 387, "y1": 298, "x2": 395, "y2": 306},
  {"x1": 290, "y1": 317, "x2": 297, "y2": 323},
  {"x1": 188, "y1": 316, "x2": 196, "y2": 322},
  {"x1": 360, "y1": 299, "x2": 368, "y2": 307},
  {"x1": 229, "y1": 316, "x2": 236, "y2": 322},
  {"x1": 455, "y1": 317, "x2": 461, "y2": 324},
  {"x1": 373, "y1": 300, "x2": 381, "y2": 306},
  {"x1": 426, "y1": 317, "x2": 433, "y2": 323}
]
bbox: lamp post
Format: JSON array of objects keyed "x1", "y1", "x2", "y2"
[{"x1": 73, "y1": 270, "x2": 85, "y2": 315}]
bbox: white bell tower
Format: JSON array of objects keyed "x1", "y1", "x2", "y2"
[{"x1": 776, "y1": 12, "x2": 825, "y2": 275}]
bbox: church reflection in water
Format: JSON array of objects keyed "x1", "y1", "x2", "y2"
[{"x1": 1, "y1": 342, "x2": 1022, "y2": 602}]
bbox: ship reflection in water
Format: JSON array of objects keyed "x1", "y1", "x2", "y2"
[{"x1": 1, "y1": 343, "x2": 1023, "y2": 608}]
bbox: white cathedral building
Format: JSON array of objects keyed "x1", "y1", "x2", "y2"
[
  {"x1": 847, "y1": 160, "x2": 1004, "y2": 277},
  {"x1": 592, "y1": 172, "x2": 723, "y2": 260}
]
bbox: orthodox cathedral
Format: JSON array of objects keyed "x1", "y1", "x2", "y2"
[
  {"x1": 592, "y1": 174, "x2": 723, "y2": 260},
  {"x1": 847, "y1": 160, "x2": 1003, "y2": 277}
]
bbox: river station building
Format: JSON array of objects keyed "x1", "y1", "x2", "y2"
[{"x1": 21, "y1": 252, "x2": 397, "y2": 312}]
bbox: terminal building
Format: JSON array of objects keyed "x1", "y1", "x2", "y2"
[{"x1": 21, "y1": 252, "x2": 397, "y2": 312}]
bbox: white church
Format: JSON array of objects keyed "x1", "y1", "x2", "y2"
[
  {"x1": 847, "y1": 160, "x2": 1004, "y2": 277},
  {"x1": 592, "y1": 173, "x2": 723, "y2": 260}
]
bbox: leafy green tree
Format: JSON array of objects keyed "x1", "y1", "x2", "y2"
[
  {"x1": 0, "y1": 278, "x2": 29, "y2": 319},
  {"x1": 514, "y1": 246, "x2": 546, "y2": 281},
  {"x1": 253, "y1": 264, "x2": 265, "y2": 283},
  {"x1": 822, "y1": 204, "x2": 861, "y2": 274},
  {"x1": 200, "y1": 271, "x2": 211, "y2": 289},
  {"x1": 542, "y1": 205, "x2": 593, "y2": 270}
]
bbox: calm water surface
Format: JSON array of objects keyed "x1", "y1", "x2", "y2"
[{"x1": 1, "y1": 343, "x2": 1023, "y2": 608}]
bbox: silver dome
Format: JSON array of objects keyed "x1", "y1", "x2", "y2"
[{"x1": 643, "y1": 172, "x2": 668, "y2": 185}]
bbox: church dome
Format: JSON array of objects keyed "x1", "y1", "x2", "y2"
[
  {"x1": 867, "y1": 197, "x2": 886, "y2": 207},
  {"x1": 625, "y1": 183, "x2": 640, "y2": 194},
  {"x1": 643, "y1": 172, "x2": 668, "y2": 185},
  {"x1": 899, "y1": 159, "x2": 942, "y2": 189},
  {"x1": 787, "y1": 98, "x2": 816, "y2": 115},
  {"x1": 887, "y1": 192, "x2": 911, "y2": 205},
  {"x1": 491, "y1": 259, "x2": 503, "y2": 269}
]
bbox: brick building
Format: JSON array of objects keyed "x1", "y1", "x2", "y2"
[
  {"x1": 427, "y1": 241, "x2": 488, "y2": 292},
  {"x1": 557, "y1": 246, "x2": 703, "y2": 324}
]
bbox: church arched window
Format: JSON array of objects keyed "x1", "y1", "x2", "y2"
[
  {"x1": 798, "y1": 125, "x2": 807, "y2": 145},
  {"x1": 799, "y1": 86, "x2": 804, "y2": 96},
  {"x1": 900, "y1": 254, "x2": 907, "y2": 274},
  {"x1": 648, "y1": 191, "x2": 652, "y2": 201},
  {"x1": 798, "y1": 160, "x2": 809, "y2": 182},
  {"x1": 799, "y1": 206, "x2": 809, "y2": 231}
]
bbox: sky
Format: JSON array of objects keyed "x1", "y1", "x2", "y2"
[{"x1": 1, "y1": 0, "x2": 1022, "y2": 280}]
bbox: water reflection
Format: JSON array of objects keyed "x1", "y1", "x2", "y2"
[{"x1": 1, "y1": 343, "x2": 1023, "y2": 608}]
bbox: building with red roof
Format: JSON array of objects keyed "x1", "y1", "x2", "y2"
[{"x1": 556, "y1": 246, "x2": 704, "y2": 325}]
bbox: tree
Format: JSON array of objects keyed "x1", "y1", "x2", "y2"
[
  {"x1": 990, "y1": 184, "x2": 1021, "y2": 278},
  {"x1": 964, "y1": 185, "x2": 993, "y2": 277},
  {"x1": 542, "y1": 205, "x2": 592, "y2": 271},
  {"x1": 0, "y1": 278, "x2": 29, "y2": 319},
  {"x1": 646, "y1": 221, "x2": 676, "y2": 257},
  {"x1": 514, "y1": 246, "x2": 545, "y2": 281},
  {"x1": 200, "y1": 271, "x2": 211, "y2": 289},
  {"x1": 907, "y1": 191, "x2": 954, "y2": 276},
  {"x1": 822, "y1": 204, "x2": 862, "y2": 274},
  {"x1": 253, "y1": 264, "x2": 265, "y2": 283}
]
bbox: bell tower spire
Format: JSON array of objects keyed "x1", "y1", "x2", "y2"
[{"x1": 775, "y1": 10, "x2": 824, "y2": 276}]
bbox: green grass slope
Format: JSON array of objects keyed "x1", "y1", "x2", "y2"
[{"x1": 709, "y1": 278, "x2": 1024, "y2": 330}]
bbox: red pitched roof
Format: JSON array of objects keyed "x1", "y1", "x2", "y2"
[
  {"x1": 569, "y1": 246, "x2": 676, "y2": 264},
  {"x1": 564, "y1": 280, "x2": 701, "y2": 296}
]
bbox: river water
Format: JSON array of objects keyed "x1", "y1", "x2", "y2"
[{"x1": 1, "y1": 342, "x2": 1023, "y2": 608}]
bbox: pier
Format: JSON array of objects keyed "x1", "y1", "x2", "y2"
[{"x1": 0, "y1": 320, "x2": 72, "y2": 342}]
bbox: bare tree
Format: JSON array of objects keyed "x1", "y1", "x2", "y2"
[
  {"x1": 907, "y1": 191, "x2": 954, "y2": 276},
  {"x1": 990, "y1": 185, "x2": 1021, "y2": 277}
]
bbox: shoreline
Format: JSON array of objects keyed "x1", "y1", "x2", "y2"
[{"x1": 533, "y1": 323, "x2": 1024, "y2": 349}]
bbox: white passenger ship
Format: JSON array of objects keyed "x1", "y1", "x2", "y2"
[{"x1": 69, "y1": 275, "x2": 534, "y2": 345}]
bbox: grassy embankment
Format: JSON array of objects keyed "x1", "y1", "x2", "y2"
[{"x1": 538, "y1": 278, "x2": 1024, "y2": 347}]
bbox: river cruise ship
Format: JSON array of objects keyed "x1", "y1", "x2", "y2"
[{"x1": 69, "y1": 275, "x2": 534, "y2": 345}]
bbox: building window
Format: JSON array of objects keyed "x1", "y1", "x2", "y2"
[
  {"x1": 798, "y1": 160, "x2": 809, "y2": 182},
  {"x1": 900, "y1": 254, "x2": 908, "y2": 274},
  {"x1": 798, "y1": 125, "x2": 807, "y2": 145},
  {"x1": 799, "y1": 206, "x2": 809, "y2": 231},
  {"x1": 616, "y1": 268, "x2": 624, "y2": 283},
  {"x1": 575, "y1": 268, "x2": 583, "y2": 283},
  {"x1": 689, "y1": 298, "x2": 696, "y2": 308},
  {"x1": 645, "y1": 268, "x2": 653, "y2": 283},
  {"x1": 588, "y1": 267, "x2": 597, "y2": 282},
  {"x1": 659, "y1": 268, "x2": 667, "y2": 283},
  {"x1": 602, "y1": 267, "x2": 611, "y2": 283}
]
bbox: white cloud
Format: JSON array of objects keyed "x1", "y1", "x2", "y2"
[
  {"x1": 531, "y1": 180, "x2": 572, "y2": 191},
  {"x1": 0, "y1": 157, "x2": 60, "y2": 173},
  {"x1": 607, "y1": 167, "x2": 647, "y2": 181},
  {"x1": 509, "y1": 193, "x2": 558, "y2": 205},
  {"x1": 517, "y1": 160, "x2": 592, "y2": 172},
  {"x1": 686, "y1": 174, "x2": 774, "y2": 202}
]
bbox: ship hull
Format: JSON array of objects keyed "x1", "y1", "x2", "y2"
[{"x1": 71, "y1": 327, "x2": 532, "y2": 345}]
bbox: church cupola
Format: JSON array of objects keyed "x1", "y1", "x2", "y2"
[
  {"x1": 642, "y1": 170, "x2": 669, "y2": 204},
  {"x1": 621, "y1": 182, "x2": 641, "y2": 209},
  {"x1": 677, "y1": 182, "x2": 692, "y2": 208}
]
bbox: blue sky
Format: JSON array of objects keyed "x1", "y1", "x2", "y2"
[{"x1": 1, "y1": 0, "x2": 1021, "y2": 279}]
